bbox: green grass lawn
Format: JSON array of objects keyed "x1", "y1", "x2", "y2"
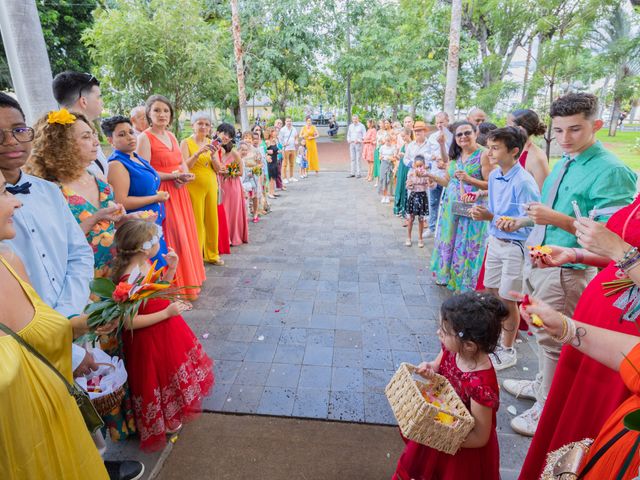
[
  {"x1": 548, "y1": 129, "x2": 640, "y2": 170},
  {"x1": 597, "y1": 129, "x2": 640, "y2": 170}
]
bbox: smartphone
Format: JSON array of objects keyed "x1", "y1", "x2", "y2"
[
  {"x1": 211, "y1": 135, "x2": 221, "y2": 148},
  {"x1": 571, "y1": 200, "x2": 583, "y2": 219}
]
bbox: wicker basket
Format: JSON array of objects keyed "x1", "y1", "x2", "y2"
[
  {"x1": 88, "y1": 363, "x2": 126, "y2": 417},
  {"x1": 385, "y1": 362, "x2": 475, "y2": 455}
]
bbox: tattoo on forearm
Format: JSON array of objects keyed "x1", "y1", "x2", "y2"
[{"x1": 572, "y1": 327, "x2": 587, "y2": 347}]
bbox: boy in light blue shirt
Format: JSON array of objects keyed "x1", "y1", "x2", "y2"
[{"x1": 470, "y1": 127, "x2": 540, "y2": 371}]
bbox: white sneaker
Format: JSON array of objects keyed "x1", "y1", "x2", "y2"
[
  {"x1": 381, "y1": 197, "x2": 386, "y2": 203},
  {"x1": 503, "y1": 379, "x2": 536, "y2": 400},
  {"x1": 510, "y1": 402, "x2": 542, "y2": 437},
  {"x1": 490, "y1": 346, "x2": 517, "y2": 371},
  {"x1": 405, "y1": 239, "x2": 412, "y2": 247},
  {"x1": 283, "y1": 178, "x2": 289, "y2": 184},
  {"x1": 291, "y1": 177, "x2": 299, "y2": 182},
  {"x1": 384, "y1": 197, "x2": 390, "y2": 203},
  {"x1": 374, "y1": 182, "x2": 378, "y2": 187}
]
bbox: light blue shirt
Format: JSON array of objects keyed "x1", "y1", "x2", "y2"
[
  {"x1": 487, "y1": 164, "x2": 540, "y2": 241},
  {"x1": 5, "y1": 172, "x2": 94, "y2": 318}
]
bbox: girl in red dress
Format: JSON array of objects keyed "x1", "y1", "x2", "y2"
[
  {"x1": 111, "y1": 220, "x2": 214, "y2": 452},
  {"x1": 393, "y1": 292, "x2": 504, "y2": 480}
]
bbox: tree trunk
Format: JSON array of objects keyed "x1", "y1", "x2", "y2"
[
  {"x1": 521, "y1": 41, "x2": 533, "y2": 105},
  {"x1": 598, "y1": 76, "x2": 611, "y2": 119},
  {"x1": 545, "y1": 75, "x2": 556, "y2": 159},
  {"x1": 230, "y1": 0, "x2": 249, "y2": 132},
  {"x1": 608, "y1": 98, "x2": 621, "y2": 137},
  {"x1": 629, "y1": 99, "x2": 639, "y2": 123},
  {"x1": 443, "y1": 0, "x2": 462, "y2": 119},
  {"x1": 0, "y1": 0, "x2": 57, "y2": 123},
  {"x1": 410, "y1": 99, "x2": 417, "y2": 119}
]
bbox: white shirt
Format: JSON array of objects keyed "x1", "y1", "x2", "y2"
[
  {"x1": 278, "y1": 126, "x2": 298, "y2": 151},
  {"x1": 347, "y1": 122, "x2": 366, "y2": 143},
  {"x1": 403, "y1": 140, "x2": 431, "y2": 167},
  {"x1": 425, "y1": 128, "x2": 453, "y2": 178},
  {"x1": 87, "y1": 147, "x2": 109, "y2": 178},
  {"x1": 6, "y1": 172, "x2": 95, "y2": 370},
  {"x1": 379, "y1": 144, "x2": 396, "y2": 161}
]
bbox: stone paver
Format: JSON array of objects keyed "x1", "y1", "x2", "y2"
[{"x1": 108, "y1": 144, "x2": 535, "y2": 476}]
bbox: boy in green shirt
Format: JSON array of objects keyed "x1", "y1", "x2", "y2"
[{"x1": 504, "y1": 93, "x2": 637, "y2": 437}]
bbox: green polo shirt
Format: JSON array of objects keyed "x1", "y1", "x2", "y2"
[{"x1": 542, "y1": 141, "x2": 636, "y2": 266}]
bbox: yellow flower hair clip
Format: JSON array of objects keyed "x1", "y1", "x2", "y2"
[{"x1": 47, "y1": 108, "x2": 76, "y2": 126}]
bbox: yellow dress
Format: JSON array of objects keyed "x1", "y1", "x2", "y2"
[
  {"x1": 0, "y1": 256, "x2": 108, "y2": 480},
  {"x1": 186, "y1": 137, "x2": 220, "y2": 263},
  {"x1": 301, "y1": 125, "x2": 319, "y2": 172}
]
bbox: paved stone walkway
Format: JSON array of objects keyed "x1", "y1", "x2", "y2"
[
  {"x1": 187, "y1": 168, "x2": 536, "y2": 478},
  {"x1": 108, "y1": 145, "x2": 536, "y2": 478}
]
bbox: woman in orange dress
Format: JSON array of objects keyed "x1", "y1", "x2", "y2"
[
  {"x1": 136, "y1": 94, "x2": 205, "y2": 298},
  {"x1": 362, "y1": 119, "x2": 377, "y2": 182}
]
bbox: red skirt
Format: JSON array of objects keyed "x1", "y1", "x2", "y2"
[
  {"x1": 393, "y1": 431, "x2": 500, "y2": 480},
  {"x1": 217, "y1": 203, "x2": 231, "y2": 255},
  {"x1": 122, "y1": 297, "x2": 214, "y2": 451}
]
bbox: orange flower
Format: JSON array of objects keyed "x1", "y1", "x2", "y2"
[{"x1": 112, "y1": 282, "x2": 134, "y2": 302}]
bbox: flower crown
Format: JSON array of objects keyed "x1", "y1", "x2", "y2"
[
  {"x1": 47, "y1": 108, "x2": 76, "y2": 126},
  {"x1": 142, "y1": 224, "x2": 163, "y2": 251}
]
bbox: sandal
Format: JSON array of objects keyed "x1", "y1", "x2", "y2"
[
  {"x1": 418, "y1": 240, "x2": 424, "y2": 248},
  {"x1": 405, "y1": 239, "x2": 412, "y2": 247}
]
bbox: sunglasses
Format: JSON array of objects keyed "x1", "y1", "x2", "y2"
[
  {"x1": 78, "y1": 73, "x2": 98, "y2": 100},
  {"x1": 456, "y1": 130, "x2": 473, "y2": 138},
  {"x1": 0, "y1": 126, "x2": 35, "y2": 144}
]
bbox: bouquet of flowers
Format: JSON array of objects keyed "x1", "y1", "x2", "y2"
[
  {"x1": 252, "y1": 165, "x2": 263, "y2": 176},
  {"x1": 224, "y1": 161, "x2": 241, "y2": 178},
  {"x1": 84, "y1": 261, "x2": 191, "y2": 336}
]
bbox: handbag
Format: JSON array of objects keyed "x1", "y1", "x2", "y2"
[
  {"x1": 542, "y1": 429, "x2": 632, "y2": 479},
  {"x1": 451, "y1": 201, "x2": 472, "y2": 217},
  {"x1": 0, "y1": 322, "x2": 105, "y2": 433}
]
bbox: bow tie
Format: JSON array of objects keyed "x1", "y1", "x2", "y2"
[{"x1": 7, "y1": 182, "x2": 32, "y2": 195}]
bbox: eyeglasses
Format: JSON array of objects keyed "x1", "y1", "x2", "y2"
[
  {"x1": 455, "y1": 130, "x2": 473, "y2": 138},
  {"x1": 78, "y1": 73, "x2": 98, "y2": 100},
  {"x1": 0, "y1": 127, "x2": 35, "y2": 144}
]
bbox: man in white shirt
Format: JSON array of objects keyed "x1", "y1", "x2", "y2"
[
  {"x1": 129, "y1": 105, "x2": 149, "y2": 137},
  {"x1": 278, "y1": 117, "x2": 298, "y2": 183},
  {"x1": 346, "y1": 115, "x2": 366, "y2": 178},
  {"x1": 424, "y1": 112, "x2": 453, "y2": 236},
  {"x1": 52, "y1": 71, "x2": 108, "y2": 178}
]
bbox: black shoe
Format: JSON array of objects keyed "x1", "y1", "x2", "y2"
[
  {"x1": 347, "y1": 174, "x2": 355, "y2": 178},
  {"x1": 104, "y1": 460, "x2": 145, "y2": 480}
]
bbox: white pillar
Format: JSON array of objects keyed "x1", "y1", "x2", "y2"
[{"x1": 0, "y1": 0, "x2": 57, "y2": 124}]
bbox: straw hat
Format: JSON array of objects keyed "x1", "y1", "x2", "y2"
[{"x1": 413, "y1": 121, "x2": 429, "y2": 131}]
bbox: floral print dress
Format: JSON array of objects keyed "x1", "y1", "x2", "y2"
[
  {"x1": 60, "y1": 175, "x2": 137, "y2": 442},
  {"x1": 430, "y1": 149, "x2": 489, "y2": 292}
]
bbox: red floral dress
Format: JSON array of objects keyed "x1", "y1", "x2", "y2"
[
  {"x1": 121, "y1": 276, "x2": 214, "y2": 451},
  {"x1": 393, "y1": 349, "x2": 500, "y2": 480}
]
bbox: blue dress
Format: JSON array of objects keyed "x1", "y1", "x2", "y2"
[{"x1": 108, "y1": 150, "x2": 168, "y2": 267}]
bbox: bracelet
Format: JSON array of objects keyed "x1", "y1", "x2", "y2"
[
  {"x1": 572, "y1": 248, "x2": 584, "y2": 264},
  {"x1": 552, "y1": 314, "x2": 577, "y2": 344},
  {"x1": 616, "y1": 247, "x2": 640, "y2": 270},
  {"x1": 625, "y1": 258, "x2": 640, "y2": 274}
]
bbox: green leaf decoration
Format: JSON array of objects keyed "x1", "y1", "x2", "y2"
[
  {"x1": 90, "y1": 278, "x2": 116, "y2": 298},
  {"x1": 623, "y1": 409, "x2": 640, "y2": 432}
]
